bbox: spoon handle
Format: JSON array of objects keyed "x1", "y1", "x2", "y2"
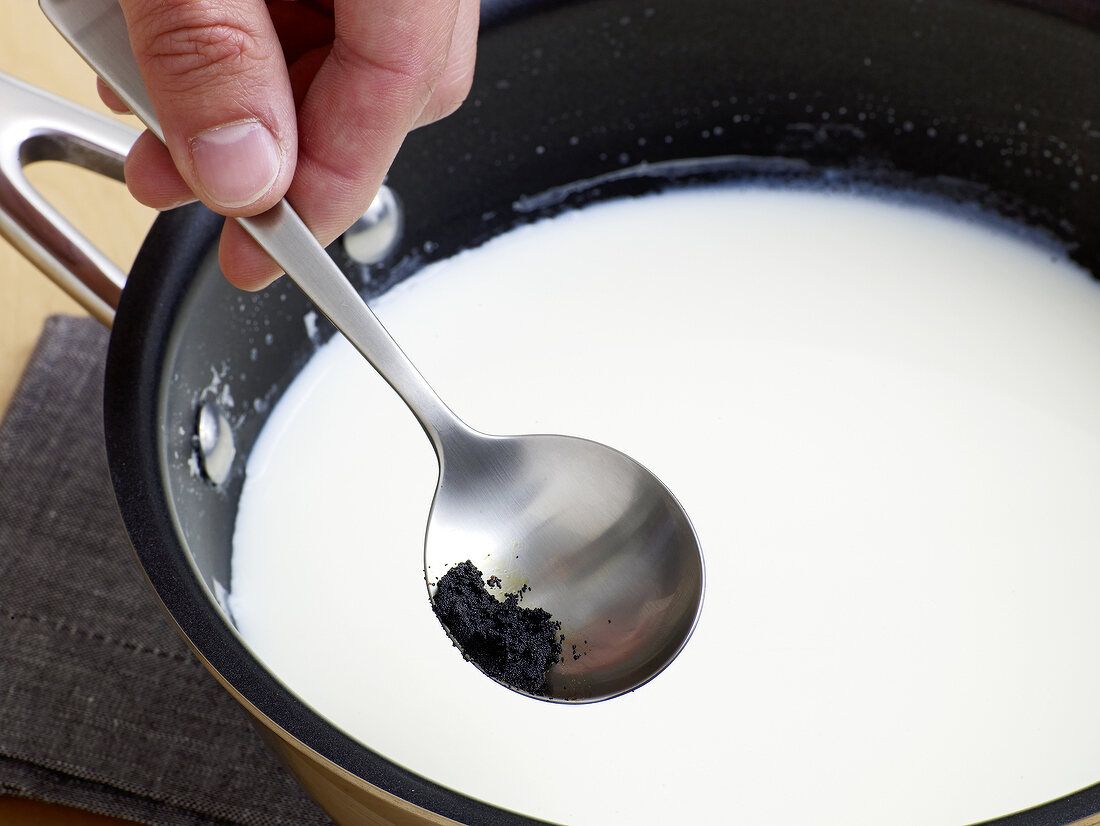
[
  {"x1": 239, "y1": 203, "x2": 463, "y2": 450},
  {"x1": 40, "y1": 0, "x2": 465, "y2": 452}
]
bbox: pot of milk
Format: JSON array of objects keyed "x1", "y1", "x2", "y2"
[{"x1": 3, "y1": 0, "x2": 1098, "y2": 823}]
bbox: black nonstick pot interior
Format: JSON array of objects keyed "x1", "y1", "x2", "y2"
[{"x1": 104, "y1": 1, "x2": 1099, "y2": 823}]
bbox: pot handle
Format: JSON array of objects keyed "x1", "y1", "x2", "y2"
[{"x1": 0, "y1": 71, "x2": 140, "y2": 327}]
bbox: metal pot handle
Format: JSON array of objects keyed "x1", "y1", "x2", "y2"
[{"x1": 0, "y1": 71, "x2": 139, "y2": 326}]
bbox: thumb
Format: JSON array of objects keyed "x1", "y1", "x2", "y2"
[{"x1": 119, "y1": 0, "x2": 296, "y2": 215}]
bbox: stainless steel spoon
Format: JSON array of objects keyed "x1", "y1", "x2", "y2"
[{"x1": 43, "y1": 0, "x2": 705, "y2": 702}]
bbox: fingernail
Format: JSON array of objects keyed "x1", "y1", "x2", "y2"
[{"x1": 189, "y1": 119, "x2": 282, "y2": 209}]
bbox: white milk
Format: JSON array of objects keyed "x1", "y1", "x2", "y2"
[{"x1": 230, "y1": 187, "x2": 1100, "y2": 826}]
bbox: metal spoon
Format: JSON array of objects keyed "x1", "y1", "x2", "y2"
[{"x1": 42, "y1": 0, "x2": 705, "y2": 702}]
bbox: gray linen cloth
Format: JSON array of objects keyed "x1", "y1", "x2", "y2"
[{"x1": 0, "y1": 316, "x2": 332, "y2": 826}]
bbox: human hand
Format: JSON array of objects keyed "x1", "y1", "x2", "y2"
[{"x1": 102, "y1": 0, "x2": 478, "y2": 289}]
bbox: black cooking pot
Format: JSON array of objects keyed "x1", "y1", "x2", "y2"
[{"x1": 17, "y1": 0, "x2": 1100, "y2": 823}]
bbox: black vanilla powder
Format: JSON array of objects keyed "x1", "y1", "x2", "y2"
[{"x1": 432, "y1": 560, "x2": 563, "y2": 696}]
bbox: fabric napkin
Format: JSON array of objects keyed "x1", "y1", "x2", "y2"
[{"x1": 0, "y1": 316, "x2": 333, "y2": 826}]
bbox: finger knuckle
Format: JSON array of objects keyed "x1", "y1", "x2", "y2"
[
  {"x1": 131, "y1": 7, "x2": 262, "y2": 91},
  {"x1": 332, "y1": 39, "x2": 448, "y2": 114}
]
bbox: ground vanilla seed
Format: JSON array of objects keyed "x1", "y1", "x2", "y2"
[{"x1": 432, "y1": 561, "x2": 562, "y2": 695}]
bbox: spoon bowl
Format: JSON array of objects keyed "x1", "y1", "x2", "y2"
[
  {"x1": 427, "y1": 429, "x2": 704, "y2": 701},
  {"x1": 43, "y1": 0, "x2": 705, "y2": 703}
]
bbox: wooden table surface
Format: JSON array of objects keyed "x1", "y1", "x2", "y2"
[{"x1": 0, "y1": 3, "x2": 154, "y2": 824}]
